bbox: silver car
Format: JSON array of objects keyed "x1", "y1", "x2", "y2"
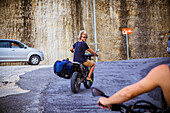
[
  {"x1": 167, "y1": 36, "x2": 170, "y2": 54},
  {"x1": 0, "y1": 39, "x2": 44, "y2": 65},
  {"x1": 168, "y1": 32, "x2": 170, "y2": 54}
]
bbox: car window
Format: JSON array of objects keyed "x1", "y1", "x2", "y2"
[
  {"x1": 0, "y1": 41, "x2": 10, "y2": 48},
  {"x1": 10, "y1": 41, "x2": 25, "y2": 48}
]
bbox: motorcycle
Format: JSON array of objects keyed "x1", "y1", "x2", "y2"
[
  {"x1": 53, "y1": 53, "x2": 95, "y2": 93},
  {"x1": 71, "y1": 53, "x2": 94, "y2": 93}
]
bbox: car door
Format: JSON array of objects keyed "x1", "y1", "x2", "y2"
[
  {"x1": 0, "y1": 40, "x2": 11, "y2": 61},
  {"x1": 9, "y1": 41, "x2": 29, "y2": 61}
]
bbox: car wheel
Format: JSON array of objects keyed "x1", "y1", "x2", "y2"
[{"x1": 29, "y1": 55, "x2": 40, "y2": 65}]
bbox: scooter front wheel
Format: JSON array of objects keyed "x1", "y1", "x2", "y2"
[
  {"x1": 84, "y1": 72, "x2": 94, "y2": 89},
  {"x1": 71, "y1": 72, "x2": 81, "y2": 93}
]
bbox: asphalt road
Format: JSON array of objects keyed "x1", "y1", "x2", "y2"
[{"x1": 0, "y1": 57, "x2": 170, "y2": 113}]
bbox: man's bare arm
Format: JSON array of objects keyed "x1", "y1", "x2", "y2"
[
  {"x1": 87, "y1": 48, "x2": 98, "y2": 56},
  {"x1": 98, "y1": 65, "x2": 169, "y2": 107}
]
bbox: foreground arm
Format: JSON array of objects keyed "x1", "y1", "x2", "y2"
[{"x1": 98, "y1": 64, "x2": 169, "y2": 109}]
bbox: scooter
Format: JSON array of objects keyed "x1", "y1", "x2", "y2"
[
  {"x1": 91, "y1": 87, "x2": 162, "y2": 113},
  {"x1": 71, "y1": 54, "x2": 94, "y2": 93}
]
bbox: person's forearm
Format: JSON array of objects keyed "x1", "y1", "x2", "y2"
[
  {"x1": 106, "y1": 88, "x2": 132, "y2": 105},
  {"x1": 106, "y1": 85, "x2": 141, "y2": 105},
  {"x1": 87, "y1": 48, "x2": 98, "y2": 56}
]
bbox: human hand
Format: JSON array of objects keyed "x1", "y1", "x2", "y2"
[
  {"x1": 95, "y1": 53, "x2": 98, "y2": 57},
  {"x1": 97, "y1": 97, "x2": 112, "y2": 110}
]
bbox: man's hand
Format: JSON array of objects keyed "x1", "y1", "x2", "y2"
[
  {"x1": 94, "y1": 53, "x2": 98, "y2": 57},
  {"x1": 97, "y1": 97, "x2": 112, "y2": 110},
  {"x1": 70, "y1": 47, "x2": 74, "y2": 53}
]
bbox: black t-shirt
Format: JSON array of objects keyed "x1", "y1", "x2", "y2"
[{"x1": 73, "y1": 41, "x2": 89, "y2": 63}]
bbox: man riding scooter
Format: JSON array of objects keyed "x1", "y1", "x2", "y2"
[{"x1": 70, "y1": 30, "x2": 98, "y2": 83}]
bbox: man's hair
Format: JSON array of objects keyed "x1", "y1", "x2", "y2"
[{"x1": 79, "y1": 30, "x2": 87, "y2": 40}]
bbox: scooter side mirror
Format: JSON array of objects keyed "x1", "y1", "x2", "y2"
[{"x1": 91, "y1": 87, "x2": 108, "y2": 98}]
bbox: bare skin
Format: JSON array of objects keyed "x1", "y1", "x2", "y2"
[
  {"x1": 70, "y1": 34, "x2": 98, "y2": 79},
  {"x1": 98, "y1": 64, "x2": 170, "y2": 109}
]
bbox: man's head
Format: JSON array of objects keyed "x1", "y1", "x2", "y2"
[
  {"x1": 79, "y1": 30, "x2": 88, "y2": 42},
  {"x1": 11, "y1": 42, "x2": 15, "y2": 46}
]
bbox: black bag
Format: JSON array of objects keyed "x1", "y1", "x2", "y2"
[{"x1": 53, "y1": 59, "x2": 73, "y2": 79}]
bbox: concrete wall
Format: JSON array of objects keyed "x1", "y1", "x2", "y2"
[{"x1": 0, "y1": 0, "x2": 170, "y2": 64}]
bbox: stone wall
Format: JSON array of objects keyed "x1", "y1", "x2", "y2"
[{"x1": 0, "y1": 0, "x2": 170, "y2": 64}]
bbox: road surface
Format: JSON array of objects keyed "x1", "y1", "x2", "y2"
[{"x1": 0, "y1": 57, "x2": 170, "y2": 113}]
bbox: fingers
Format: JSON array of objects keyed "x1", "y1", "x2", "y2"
[
  {"x1": 98, "y1": 97, "x2": 113, "y2": 110},
  {"x1": 97, "y1": 97, "x2": 108, "y2": 109},
  {"x1": 95, "y1": 53, "x2": 98, "y2": 56}
]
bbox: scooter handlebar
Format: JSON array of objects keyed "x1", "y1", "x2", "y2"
[
  {"x1": 98, "y1": 102, "x2": 123, "y2": 111},
  {"x1": 84, "y1": 53, "x2": 94, "y2": 57},
  {"x1": 84, "y1": 53, "x2": 94, "y2": 60}
]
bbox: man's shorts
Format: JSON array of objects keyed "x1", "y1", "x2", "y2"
[{"x1": 83, "y1": 60, "x2": 94, "y2": 67}]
